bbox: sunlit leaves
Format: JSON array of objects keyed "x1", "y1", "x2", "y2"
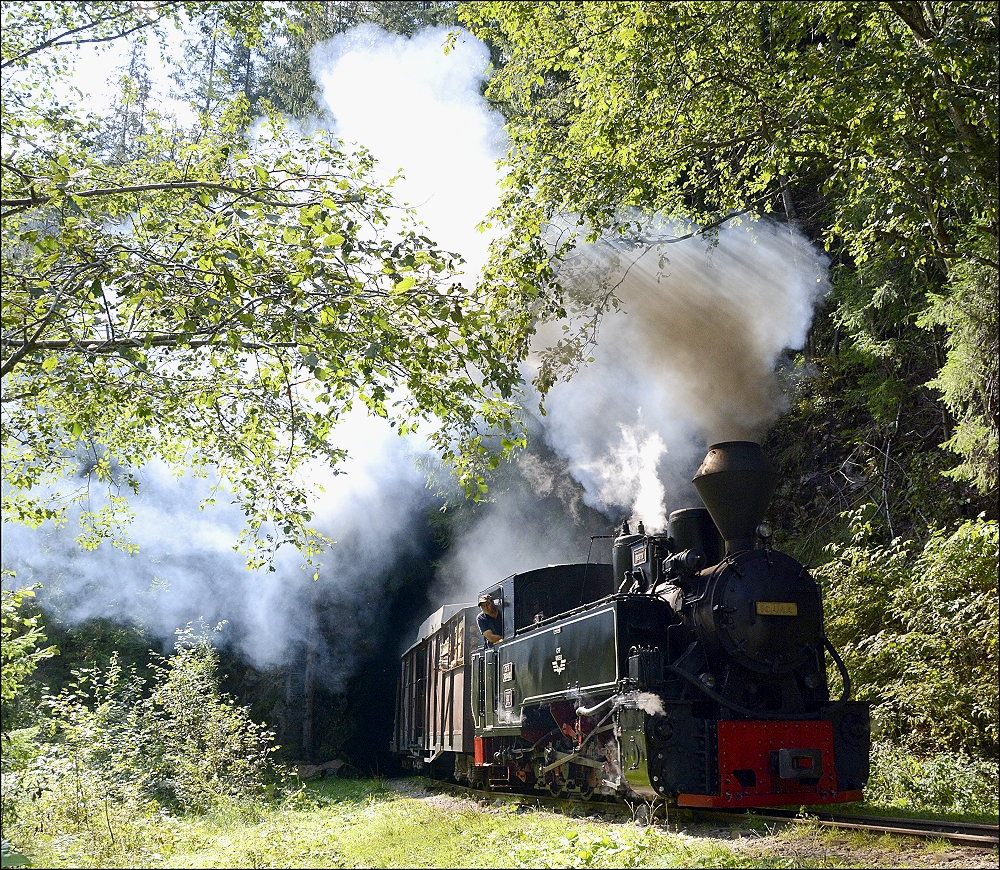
[
  {"x1": 1, "y1": 583, "x2": 59, "y2": 723},
  {"x1": 460, "y1": 2, "x2": 997, "y2": 382},
  {"x1": 1, "y1": 3, "x2": 528, "y2": 566}
]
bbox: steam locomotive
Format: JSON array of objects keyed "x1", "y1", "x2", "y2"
[{"x1": 392, "y1": 441, "x2": 870, "y2": 808}]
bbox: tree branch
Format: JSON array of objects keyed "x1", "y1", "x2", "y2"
[
  {"x1": 0, "y1": 5, "x2": 176, "y2": 70},
  {"x1": 0, "y1": 286, "x2": 69, "y2": 377},
  {"x1": 1, "y1": 176, "x2": 362, "y2": 218},
  {"x1": 1, "y1": 334, "x2": 299, "y2": 357},
  {"x1": 1, "y1": 180, "x2": 252, "y2": 214}
]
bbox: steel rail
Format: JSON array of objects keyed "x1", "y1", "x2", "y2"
[
  {"x1": 417, "y1": 778, "x2": 998, "y2": 850},
  {"x1": 702, "y1": 807, "x2": 999, "y2": 849}
]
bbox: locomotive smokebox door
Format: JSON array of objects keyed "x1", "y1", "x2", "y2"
[{"x1": 696, "y1": 549, "x2": 823, "y2": 675}]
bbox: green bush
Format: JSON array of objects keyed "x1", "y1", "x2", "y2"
[
  {"x1": 135, "y1": 626, "x2": 282, "y2": 811},
  {"x1": 817, "y1": 514, "x2": 998, "y2": 758},
  {"x1": 1, "y1": 625, "x2": 286, "y2": 867},
  {"x1": 47, "y1": 625, "x2": 281, "y2": 811},
  {"x1": 865, "y1": 740, "x2": 999, "y2": 817}
]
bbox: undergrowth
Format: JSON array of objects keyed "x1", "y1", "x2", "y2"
[
  {"x1": 1, "y1": 624, "x2": 286, "y2": 868},
  {"x1": 817, "y1": 516, "x2": 998, "y2": 759},
  {"x1": 862, "y1": 739, "x2": 999, "y2": 818}
]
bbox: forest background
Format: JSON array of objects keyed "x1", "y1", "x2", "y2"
[{"x1": 1, "y1": 2, "x2": 997, "y2": 866}]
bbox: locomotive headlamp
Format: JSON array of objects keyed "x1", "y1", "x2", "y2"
[{"x1": 756, "y1": 522, "x2": 773, "y2": 540}]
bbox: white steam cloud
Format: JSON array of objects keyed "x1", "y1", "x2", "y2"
[
  {"x1": 579, "y1": 423, "x2": 669, "y2": 532},
  {"x1": 2, "y1": 410, "x2": 431, "y2": 690},
  {"x1": 310, "y1": 25, "x2": 506, "y2": 278},
  {"x1": 433, "y1": 464, "x2": 600, "y2": 605},
  {"x1": 534, "y1": 220, "x2": 830, "y2": 530}
]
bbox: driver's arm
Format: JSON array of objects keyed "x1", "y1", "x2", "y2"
[{"x1": 483, "y1": 629, "x2": 502, "y2": 643}]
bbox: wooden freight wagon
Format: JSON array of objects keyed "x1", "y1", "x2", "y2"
[{"x1": 391, "y1": 603, "x2": 479, "y2": 774}]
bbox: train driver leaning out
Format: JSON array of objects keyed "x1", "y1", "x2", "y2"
[{"x1": 477, "y1": 593, "x2": 503, "y2": 644}]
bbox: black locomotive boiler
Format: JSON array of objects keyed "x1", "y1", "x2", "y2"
[{"x1": 392, "y1": 441, "x2": 870, "y2": 808}]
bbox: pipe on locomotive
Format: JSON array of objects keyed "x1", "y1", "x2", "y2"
[{"x1": 575, "y1": 695, "x2": 615, "y2": 718}]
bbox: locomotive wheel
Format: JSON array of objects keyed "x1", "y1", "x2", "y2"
[
  {"x1": 548, "y1": 776, "x2": 567, "y2": 798},
  {"x1": 578, "y1": 782, "x2": 595, "y2": 801}
]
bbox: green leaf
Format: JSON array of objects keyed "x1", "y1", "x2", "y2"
[{"x1": 222, "y1": 267, "x2": 238, "y2": 296}]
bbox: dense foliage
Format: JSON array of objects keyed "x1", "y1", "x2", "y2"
[
  {"x1": 461, "y1": 1, "x2": 997, "y2": 512},
  {"x1": 1, "y1": 1, "x2": 525, "y2": 565},
  {"x1": 1, "y1": 624, "x2": 283, "y2": 866},
  {"x1": 817, "y1": 515, "x2": 998, "y2": 758}
]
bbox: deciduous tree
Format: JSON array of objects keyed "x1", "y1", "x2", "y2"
[{"x1": 2, "y1": 2, "x2": 525, "y2": 565}]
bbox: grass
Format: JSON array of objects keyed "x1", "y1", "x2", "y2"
[
  {"x1": 14, "y1": 777, "x2": 997, "y2": 869},
  {"x1": 148, "y1": 779, "x2": 795, "y2": 869},
  {"x1": 8, "y1": 778, "x2": 824, "y2": 869}
]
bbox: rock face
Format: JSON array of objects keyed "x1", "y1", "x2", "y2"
[{"x1": 295, "y1": 759, "x2": 345, "y2": 779}]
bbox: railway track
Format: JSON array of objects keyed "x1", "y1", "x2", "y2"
[
  {"x1": 706, "y1": 806, "x2": 999, "y2": 849},
  {"x1": 419, "y1": 779, "x2": 999, "y2": 849}
]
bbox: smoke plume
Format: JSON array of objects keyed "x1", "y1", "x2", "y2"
[{"x1": 533, "y1": 219, "x2": 830, "y2": 531}]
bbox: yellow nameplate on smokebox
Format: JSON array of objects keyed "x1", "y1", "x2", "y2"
[{"x1": 756, "y1": 601, "x2": 798, "y2": 616}]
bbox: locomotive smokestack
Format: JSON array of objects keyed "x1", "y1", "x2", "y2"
[{"x1": 692, "y1": 441, "x2": 778, "y2": 556}]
